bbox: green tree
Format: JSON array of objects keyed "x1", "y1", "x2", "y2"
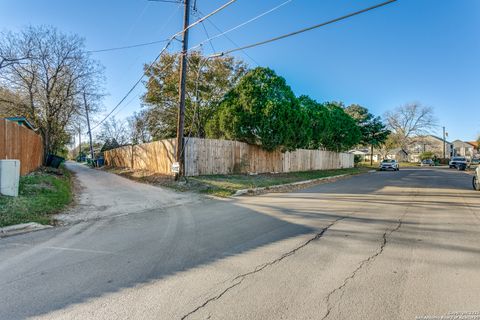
[
  {"x1": 206, "y1": 67, "x2": 309, "y2": 151},
  {"x1": 364, "y1": 117, "x2": 391, "y2": 165},
  {"x1": 345, "y1": 104, "x2": 373, "y2": 145},
  {"x1": 420, "y1": 151, "x2": 434, "y2": 160},
  {"x1": 298, "y1": 95, "x2": 329, "y2": 149},
  {"x1": 345, "y1": 104, "x2": 390, "y2": 163},
  {"x1": 143, "y1": 51, "x2": 247, "y2": 140},
  {"x1": 321, "y1": 104, "x2": 362, "y2": 152}
]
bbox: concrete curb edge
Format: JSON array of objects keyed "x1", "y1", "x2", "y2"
[
  {"x1": 232, "y1": 173, "x2": 352, "y2": 197},
  {"x1": 0, "y1": 222, "x2": 53, "y2": 238}
]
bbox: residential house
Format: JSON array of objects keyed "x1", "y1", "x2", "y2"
[
  {"x1": 351, "y1": 147, "x2": 408, "y2": 163},
  {"x1": 407, "y1": 135, "x2": 453, "y2": 162},
  {"x1": 452, "y1": 140, "x2": 477, "y2": 159},
  {"x1": 349, "y1": 148, "x2": 369, "y2": 162}
]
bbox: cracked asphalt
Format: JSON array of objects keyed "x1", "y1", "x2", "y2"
[{"x1": 1, "y1": 167, "x2": 479, "y2": 319}]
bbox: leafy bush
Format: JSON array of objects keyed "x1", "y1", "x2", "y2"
[
  {"x1": 354, "y1": 155, "x2": 363, "y2": 166},
  {"x1": 420, "y1": 151, "x2": 434, "y2": 160}
]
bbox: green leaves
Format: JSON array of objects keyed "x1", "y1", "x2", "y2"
[
  {"x1": 206, "y1": 67, "x2": 305, "y2": 151},
  {"x1": 143, "y1": 52, "x2": 247, "y2": 140},
  {"x1": 345, "y1": 104, "x2": 390, "y2": 151},
  {"x1": 208, "y1": 68, "x2": 362, "y2": 152}
]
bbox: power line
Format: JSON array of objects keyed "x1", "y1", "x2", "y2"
[
  {"x1": 88, "y1": 0, "x2": 237, "y2": 54},
  {"x1": 87, "y1": 39, "x2": 170, "y2": 53},
  {"x1": 89, "y1": 40, "x2": 175, "y2": 133},
  {"x1": 174, "y1": 0, "x2": 238, "y2": 38},
  {"x1": 189, "y1": 0, "x2": 293, "y2": 53},
  {"x1": 193, "y1": 9, "x2": 259, "y2": 66},
  {"x1": 199, "y1": 20, "x2": 216, "y2": 53},
  {"x1": 89, "y1": 0, "x2": 239, "y2": 133},
  {"x1": 209, "y1": 0, "x2": 397, "y2": 57}
]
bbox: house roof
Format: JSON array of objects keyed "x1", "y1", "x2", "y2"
[
  {"x1": 427, "y1": 135, "x2": 452, "y2": 144},
  {"x1": 4, "y1": 117, "x2": 35, "y2": 131},
  {"x1": 349, "y1": 149, "x2": 369, "y2": 155},
  {"x1": 467, "y1": 141, "x2": 479, "y2": 148}
]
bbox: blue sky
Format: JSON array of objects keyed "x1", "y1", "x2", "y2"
[{"x1": 1, "y1": 0, "x2": 479, "y2": 141}]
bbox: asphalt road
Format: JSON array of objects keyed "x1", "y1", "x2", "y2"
[{"x1": 0, "y1": 167, "x2": 479, "y2": 319}]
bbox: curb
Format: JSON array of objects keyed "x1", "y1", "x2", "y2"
[
  {"x1": 0, "y1": 222, "x2": 53, "y2": 238},
  {"x1": 233, "y1": 173, "x2": 352, "y2": 197}
]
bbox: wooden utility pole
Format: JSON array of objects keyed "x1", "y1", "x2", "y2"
[
  {"x1": 83, "y1": 92, "x2": 95, "y2": 162},
  {"x1": 175, "y1": 0, "x2": 191, "y2": 179},
  {"x1": 78, "y1": 127, "x2": 82, "y2": 158},
  {"x1": 443, "y1": 126, "x2": 446, "y2": 159}
]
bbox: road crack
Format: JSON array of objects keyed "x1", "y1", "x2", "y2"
[
  {"x1": 180, "y1": 216, "x2": 345, "y2": 320},
  {"x1": 321, "y1": 214, "x2": 407, "y2": 320}
]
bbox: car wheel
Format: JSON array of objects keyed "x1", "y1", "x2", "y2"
[{"x1": 473, "y1": 176, "x2": 480, "y2": 191}]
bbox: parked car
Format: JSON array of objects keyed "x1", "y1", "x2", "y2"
[
  {"x1": 473, "y1": 166, "x2": 480, "y2": 191},
  {"x1": 449, "y1": 157, "x2": 468, "y2": 169},
  {"x1": 421, "y1": 159, "x2": 434, "y2": 167},
  {"x1": 379, "y1": 159, "x2": 399, "y2": 171},
  {"x1": 471, "y1": 158, "x2": 480, "y2": 166}
]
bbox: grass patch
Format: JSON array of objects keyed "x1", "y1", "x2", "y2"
[
  {"x1": 103, "y1": 167, "x2": 366, "y2": 197},
  {"x1": 0, "y1": 167, "x2": 73, "y2": 227}
]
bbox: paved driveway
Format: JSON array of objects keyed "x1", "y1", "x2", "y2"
[
  {"x1": 55, "y1": 161, "x2": 200, "y2": 223},
  {"x1": 0, "y1": 168, "x2": 479, "y2": 319}
]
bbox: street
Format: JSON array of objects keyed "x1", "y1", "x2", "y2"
[{"x1": 1, "y1": 168, "x2": 479, "y2": 319}]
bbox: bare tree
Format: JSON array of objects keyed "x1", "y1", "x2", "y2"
[
  {"x1": 0, "y1": 26, "x2": 104, "y2": 160},
  {"x1": 127, "y1": 110, "x2": 151, "y2": 145},
  {"x1": 0, "y1": 30, "x2": 32, "y2": 71},
  {"x1": 96, "y1": 117, "x2": 130, "y2": 147},
  {"x1": 384, "y1": 103, "x2": 437, "y2": 148}
]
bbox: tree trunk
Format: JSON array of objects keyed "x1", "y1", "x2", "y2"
[{"x1": 370, "y1": 144, "x2": 374, "y2": 166}]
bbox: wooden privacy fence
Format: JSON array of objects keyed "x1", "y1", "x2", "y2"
[
  {"x1": 105, "y1": 137, "x2": 353, "y2": 177},
  {"x1": 0, "y1": 119, "x2": 44, "y2": 175}
]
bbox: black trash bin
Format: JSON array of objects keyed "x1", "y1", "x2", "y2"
[{"x1": 46, "y1": 154, "x2": 65, "y2": 168}]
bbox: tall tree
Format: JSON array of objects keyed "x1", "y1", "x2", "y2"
[
  {"x1": 364, "y1": 117, "x2": 391, "y2": 165},
  {"x1": 321, "y1": 103, "x2": 362, "y2": 152},
  {"x1": 143, "y1": 51, "x2": 247, "y2": 140},
  {"x1": 127, "y1": 110, "x2": 151, "y2": 145},
  {"x1": 345, "y1": 104, "x2": 390, "y2": 163},
  {"x1": 0, "y1": 26, "x2": 104, "y2": 160},
  {"x1": 384, "y1": 103, "x2": 437, "y2": 148},
  {"x1": 298, "y1": 95, "x2": 329, "y2": 149},
  {"x1": 206, "y1": 67, "x2": 310, "y2": 151}
]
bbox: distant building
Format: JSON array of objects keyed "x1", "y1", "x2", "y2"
[
  {"x1": 453, "y1": 140, "x2": 479, "y2": 159},
  {"x1": 351, "y1": 147, "x2": 408, "y2": 163},
  {"x1": 407, "y1": 135, "x2": 453, "y2": 162}
]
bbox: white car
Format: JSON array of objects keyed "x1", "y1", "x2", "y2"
[
  {"x1": 379, "y1": 159, "x2": 399, "y2": 171},
  {"x1": 449, "y1": 157, "x2": 468, "y2": 169}
]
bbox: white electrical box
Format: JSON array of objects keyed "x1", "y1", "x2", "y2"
[{"x1": 0, "y1": 160, "x2": 20, "y2": 197}]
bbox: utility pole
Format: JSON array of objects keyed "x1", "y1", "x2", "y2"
[
  {"x1": 78, "y1": 127, "x2": 82, "y2": 158},
  {"x1": 443, "y1": 126, "x2": 446, "y2": 159},
  {"x1": 175, "y1": 0, "x2": 191, "y2": 179},
  {"x1": 83, "y1": 92, "x2": 95, "y2": 163}
]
